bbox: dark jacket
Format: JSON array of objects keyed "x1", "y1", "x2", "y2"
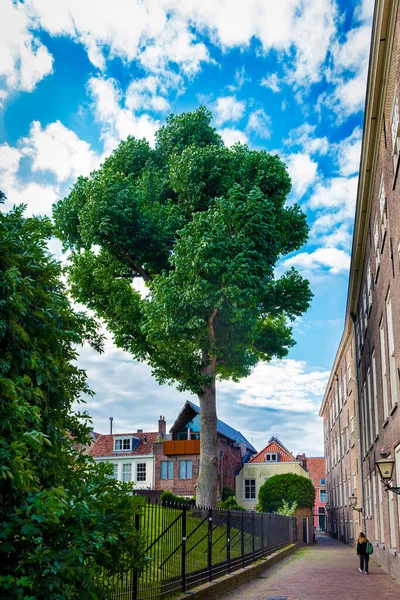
[{"x1": 357, "y1": 540, "x2": 367, "y2": 555}]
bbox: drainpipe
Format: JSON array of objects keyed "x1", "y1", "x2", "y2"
[
  {"x1": 327, "y1": 403, "x2": 334, "y2": 537},
  {"x1": 335, "y1": 373, "x2": 347, "y2": 543},
  {"x1": 350, "y1": 313, "x2": 367, "y2": 534}
]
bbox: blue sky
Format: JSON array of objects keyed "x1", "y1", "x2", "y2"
[{"x1": 0, "y1": 0, "x2": 374, "y2": 455}]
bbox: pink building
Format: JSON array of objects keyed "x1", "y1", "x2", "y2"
[{"x1": 297, "y1": 455, "x2": 326, "y2": 531}]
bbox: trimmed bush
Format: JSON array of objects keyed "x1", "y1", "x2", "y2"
[{"x1": 257, "y1": 473, "x2": 315, "y2": 513}]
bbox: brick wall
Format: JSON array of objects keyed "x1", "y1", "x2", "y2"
[{"x1": 153, "y1": 439, "x2": 244, "y2": 499}]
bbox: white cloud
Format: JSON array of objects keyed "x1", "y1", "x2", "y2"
[
  {"x1": 0, "y1": 0, "x2": 53, "y2": 103},
  {"x1": 285, "y1": 152, "x2": 318, "y2": 197},
  {"x1": 218, "y1": 127, "x2": 248, "y2": 146},
  {"x1": 220, "y1": 359, "x2": 330, "y2": 413},
  {"x1": 260, "y1": 73, "x2": 281, "y2": 93},
  {"x1": 227, "y1": 66, "x2": 250, "y2": 92},
  {"x1": 335, "y1": 127, "x2": 362, "y2": 176},
  {"x1": 125, "y1": 75, "x2": 174, "y2": 114},
  {"x1": 246, "y1": 108, "x2": 271, "y2": 139},
  {"x1": 308, "y1": 176, "x2": 358, "y2": 251},
  {"x1": 0, "y1": 141, "x2": 60, "y2": 217},
  {"x1": 324, "y1": 20, "x2": 372, "y2": 118},
  {"x1": 213, "y1": 96, "x2": 246, "y2": 126},
  {"x1": 2, "y1": 0, "x2": 339, "y2": 105},
  {"x1": 285, "y1": 123, "x2": 328, "y2": 155},
  {"x1": 22, "y1": 121, "x2": 99, "y2": 182},
  {"x1": 88, "y1": 77, "x2": 160, "y2": 151},
  {"x1": 282, "y1": 247, "x2": 351, "y2": 274}
]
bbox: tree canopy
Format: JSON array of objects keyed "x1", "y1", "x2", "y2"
[
  {"x1": 53, "y1": 107, "x2": 313, "y2": 506},
  {"x1": 257, "y1": 473, "x2": 316, "y2": 513},
  {"x1": 0, "y1": 198, "x2": 144, "y2": 599}
]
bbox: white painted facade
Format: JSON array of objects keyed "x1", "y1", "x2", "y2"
[{"x1": 93, "y1": 455, "x2": 155, "y2": 489}]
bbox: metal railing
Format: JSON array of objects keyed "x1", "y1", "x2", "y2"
[{"x1": 102, "y1": 500, "x2": 296, "y2": 599}]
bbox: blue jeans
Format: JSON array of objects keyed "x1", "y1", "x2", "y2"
[{"x1": 359, "y1": 553, "x2": 369, "y2": 572}]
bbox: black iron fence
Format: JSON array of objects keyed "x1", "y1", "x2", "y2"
[{"x1": 102, "y1": 500, "x2": 296, "y2": 600}]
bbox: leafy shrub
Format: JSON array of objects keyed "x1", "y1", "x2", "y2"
[
  {"x1": 0, "y1": 201, "x2": 145, "y2": 599},
  {"x1": 257, "y1": 473, "x2": 315, "y2": 513},
  {"x1": 276, "y1": 500, "x2": 298, "y2": 516},
  {"x1": 160, "y1": 490, "x2": 195, "y2": 506},
  {"x1": 218, "y1": 496, "x2": 245, "y2": 511},
  {"x1": 221, "y1": 486, "x2": 235, "y2": 501}
]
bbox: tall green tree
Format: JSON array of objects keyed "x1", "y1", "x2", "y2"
[
  {"x1": 0, "y1": 198, "x2": 144, "y2": 599},
  {"x1": 53, "y1": 107, "x2": 312, "y2": 507}
]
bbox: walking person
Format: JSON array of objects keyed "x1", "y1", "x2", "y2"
[{"x1": 357, "y1": 532, "x2": 372, "y2": 574}]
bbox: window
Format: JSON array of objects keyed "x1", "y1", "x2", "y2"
[
  {"x1": 265, "y1": 453, "x2": 278, "y2": 462},
  {"x1": 122, "y1": 463, "x2": 132, "y2": 482},
  {"x1": 374, "y1": 217, "x2": 380, "y2": 274},
  {"x1": 244, "y1": 479, "x2": 256, "y2": 500},
  {"x1": 395, "y1": 444, "x2": 400, "y2": 526},
  {"x1": 363, "y1": 290, "x2": 368, "y2": 331},
  {"x1": 379, "y1": 175, "x2": 387, "y2": 244},
  {"x1": 367, "y1": 367, "x2": 374, "y2": 446},
  {"x1": 114, "y1": 438, "x2": 131, "y2": 451},
  {"x1": 391, "y1": 87, "x2": 400, "y2": 168},
  {"x1": 113, "y1": 463, "x2": 119, "y2": 479},
  {"x1": 380, "y1": 317, "x2": 389, "y2": 420},
  {"x1": 367, "y1": 261, "x2": 372, "y2": 310},
  {"x1": 353, "y1": 472, "x2": 357, "y2": 491},
  {"x1": 179, "y1": 460, "x2": 192, "y2": 479},
  {"x1": 320, "y1": 479, "x2": 326, "y2": 485},
  {"x1": 371, "y1": 350, "x2": 379, "y2": 437},
  {"x1": 161, "y1": 460, "x2": 174, "y2": 480},
  {"x1": 386, "y1": 290, "x2": 398, "y2": 410},
  {"x1": 320, "y1": 489, "x2": 326, "y2": 502},
  {"x1": 136, "y1": 463, "x2": 146, "y2": 482}
]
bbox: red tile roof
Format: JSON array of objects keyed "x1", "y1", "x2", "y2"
[
  {"x1": 306, "y1": 457, "x2": 325, "y2": 487},
  {"x1": 87, "y1": 432, "x2": 159, "y2": 458},
  {"x1": 250, "y1": 437, "x2": 296, "y2": 463}
]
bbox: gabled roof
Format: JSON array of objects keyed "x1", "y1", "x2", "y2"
[
  {"x1": 249, "y1": 436, "x2": 296, "y2": 463},
  {"x1": 87, "y1": 431, "x2": 159, "y2": 458},
  {"x1": 171, "y1": 401, "x2": 257, "y2": 454}
]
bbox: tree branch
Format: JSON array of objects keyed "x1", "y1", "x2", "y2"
[{"x1": 117, "y1": 245, "x2": 153, "y2": 282}]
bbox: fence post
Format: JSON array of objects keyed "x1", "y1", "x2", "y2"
[
  {"x1": 226, "y1": 510, "x2": 231, "y2": 573},
  {"x1": 241, "y1": 511, "x2": 245, "y2": 568},
  {"x1": 131, "y1": 512, "x2": 140, "y2": 600},
  {"x1": 261, "y1": 513, "x2": 264, "y2": 555},
  {"x1": 208, "y1": 508, "x2": 213, "y2": 582},
  {"x1": 181, "y1": 504, "x2": 187, "y2": 593},
  {"x1": 252, "y1": 512, "x2": 255, "y2": 558}
]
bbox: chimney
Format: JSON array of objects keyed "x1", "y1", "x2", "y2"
[
  {"x1": 158, "y1": 415, "x2": 166, "y2": 437},
  {"x1": 296, "y1": 453, "x2": 307, "y2": 470},
  {"x1": 109, "y1": 417, "x2": 113, "y2": 434}
]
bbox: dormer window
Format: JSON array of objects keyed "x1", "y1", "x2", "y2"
[
  {"x1": 114, "y1": 438, "x2": 131, "y2": 451},
  {"x1": 265, "y1": 453, "x2": 278, "y2": 462}
]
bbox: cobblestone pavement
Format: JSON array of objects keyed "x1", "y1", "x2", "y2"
[{"x1": 218, "y1": 535, "x2": 400, "y2": 600}]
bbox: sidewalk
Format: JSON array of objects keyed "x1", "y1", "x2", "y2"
[{"x1": 217, "y1": 535, "x2": 400, "y2": 600}]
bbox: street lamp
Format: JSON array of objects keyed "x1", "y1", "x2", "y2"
[
  {"x1": 375, "y1": 451, "x2": 400, "y2": 495},
  {"x1": 349, "y1": 494, "x2": 363, "y2": 513}
]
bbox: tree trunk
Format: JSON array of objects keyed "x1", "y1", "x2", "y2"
[{"x1": 196, "y1": 352, "x2": 218, "y2": 507}]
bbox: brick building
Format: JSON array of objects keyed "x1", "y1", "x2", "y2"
[
  {"x1": 320, "y1": 0, "x2": 400, "y2": 580},
  {"x1": 153, "y1": 401, "x2": 257, "y2": 498}
]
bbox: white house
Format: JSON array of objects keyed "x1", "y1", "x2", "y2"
[{"x1": 87, "y1": 429, "x2": 159, "y2": 489}]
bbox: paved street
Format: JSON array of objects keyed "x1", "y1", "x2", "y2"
[{"x1": 218, "y1": 536, "x2": 400, "y2": 600}]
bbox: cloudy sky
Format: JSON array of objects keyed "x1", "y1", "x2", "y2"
[{"x1": 1, "y1": 0, "x2": 373, "y2": 455}]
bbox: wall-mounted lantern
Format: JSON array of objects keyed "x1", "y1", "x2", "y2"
[
  {"x1": 349, "y1": 494, "x2": 363, "y2": 513},
  {"x1": 375, "y1": 451, "x2": 400, "y2": 495}
]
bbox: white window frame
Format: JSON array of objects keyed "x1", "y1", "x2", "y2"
[
  {"x1": 122, "y1": 463, "x2": 132, "y2": 482},
  {"x1": 379, "y1": 174, "x2": 387, "y2": 245},
  {"x1": 386, "y1": 289, "x2": 398, "y2": 410},
  {"x1": 136, "y1": 462, "x2": 147, "y2": 482},
  {"x1": 371, "y1": 350, "x2": 379, "y2": 438},
  {"x1": 114, "y1": 437, "x2": 132, "y2": 451},
  {"x1": 391, "y1": 86, "x2": 400, "y2": 167},
  {"x1": 265, "y1": 453, "x2": 278, "y2": 462},
  {"x1": 380, "y1": 317, "x2": 389, "y2": 421},
  {"x1": 113, "y1": 463, "x2": 119, "y2": 479},
  {"x1": 374, "y1": 217, "x2": 380, "y2": 274}
]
